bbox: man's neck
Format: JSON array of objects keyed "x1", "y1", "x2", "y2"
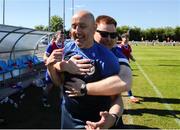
[{"x1": 79, "y1": 41, "x2": 94, "y2": 49}]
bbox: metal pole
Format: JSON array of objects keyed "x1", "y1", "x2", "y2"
[
  {"x1": 48, "y1": 0, "x2": 51, "y2": 31},
  {"x1": 3, "y1": 0, "x2": 5, "y2": 24},
  {"x1": 72, "y1": 0, "x2": 74, "y2": 16},
  {"x1": 47, "y1": 0, "x2": 51, "y2": 44},
  {"x1": 63, "y1": 0, "x2": 65, "y2": 32}
]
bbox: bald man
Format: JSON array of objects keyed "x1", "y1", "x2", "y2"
[{"x1": 47, "y1": 10, "x2": 129, "y2": 129}]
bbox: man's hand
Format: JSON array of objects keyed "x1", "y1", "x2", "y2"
[
  {"x1": 45, "y1": 48, "x2": 63, "y2": 66},
  {"x1": 85, "y1": 111, "x2": 116, "y2": 130},
  {"x1": 65, "y1": 77, "x2": 85, "y2": 97},
  {"x1": 63, "y1": 55, "x2": 93, "y2": 75}
]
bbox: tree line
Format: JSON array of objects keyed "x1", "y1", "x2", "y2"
[
  {"x1": 34, "y1": 15, "x2": 180, "y2": 42},
  {"x1": 117, "y1": 26, "x2": 180, "y2": 42}
]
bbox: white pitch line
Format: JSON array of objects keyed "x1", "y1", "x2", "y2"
[{"x1": 135, "y1": 61, "x2": 180, "y2": 126}]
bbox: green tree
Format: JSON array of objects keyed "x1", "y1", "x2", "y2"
[
  {"x1": 34, "y1": 15, "x2": 63, "y2": 32},
  {"x1": 174, "y1": 26, "x2": 180, "y2": 41},
  {"x1": 156, "y1": 28, "x2": 165, "y2": 42},
  {"x1": 50, "y1": 15, "x2": 63, "y2": 32},
  {"x1": 149, "y1": 28, "x2": 158, "y2": 41},
  {"x1": 115, "y1": 26, "x2": 179, "y2": 41},
  {"x1": 164, "y1": 27, "x2": 175, "y2": 41},
  {"x1": 34, "y1": 25, "x2": 46, "y2": 31},
  {"x1": 140, "y1": 29, "x2": 146, "y2": 41},
  {"x1": 116, "y1": 25, "x2": 129, "y2": 35},
  {"x1": 129, "y1": 26, "x2": 141, "y2": 41}
]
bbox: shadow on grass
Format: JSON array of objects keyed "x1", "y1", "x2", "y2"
[
  {"x1": 135, "y1": 96, "x2": 180, "y2": 104},
  {"x1": 132, "y1": 74, "x2": 138, "y2": 77},
  {"x1": 123, "y1": 124, "x2": 160, "y2": 129},
  {"x1": 131, "y1": 68, "x2": 139, "y2": 71},
  {"x1": 124, "y1": 108, "x2": 180, "y2": 120},
  {"x1": 158, "y1": 64, "x2": 180, "y2": 67},
  {"x1": 138, "y1": 64, "x2": 180, "y2": 67}
]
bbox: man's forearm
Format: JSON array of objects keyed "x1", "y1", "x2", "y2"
[
  {"x1": 109, "y1": 95, "x2": 124, "y2": 117},
  {"x1": 47, "y1": 64, "x2": 62, "y2": 87},
  {"x1": 86, "y1": 64, "x2": 132, "y2": 96},
  {"x1": 118, "y1": 65, "x2": 132, "y2": 91},
  {"x1": 86, "y1": 75, "x2": 127, "y2": 96}
]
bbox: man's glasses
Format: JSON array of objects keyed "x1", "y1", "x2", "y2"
[{"x1": 96, "y1": 30, "x2": 117, "y2": 39}]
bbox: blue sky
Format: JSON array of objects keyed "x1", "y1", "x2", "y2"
[{"x1": 0, "y1": 0, "x2": 179, "y2": 30}]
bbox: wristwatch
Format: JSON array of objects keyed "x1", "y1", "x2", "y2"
[
  {"x1": 80, "y1": 83, "x2": 87, "y2": 96},
  {"x1": 111, "y1": 113, "x2": 119, "y2": 127}
]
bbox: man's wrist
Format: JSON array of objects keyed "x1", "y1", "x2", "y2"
[
  {"x1": 80, "y1": 83, "x2": 87, "y2": 96},
  {"x1": 45, "y1": 59, "x2": 53, "y2": 66},
  {"x1": 59, "y1": 60, "x2": 68, "y2": 72}
]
